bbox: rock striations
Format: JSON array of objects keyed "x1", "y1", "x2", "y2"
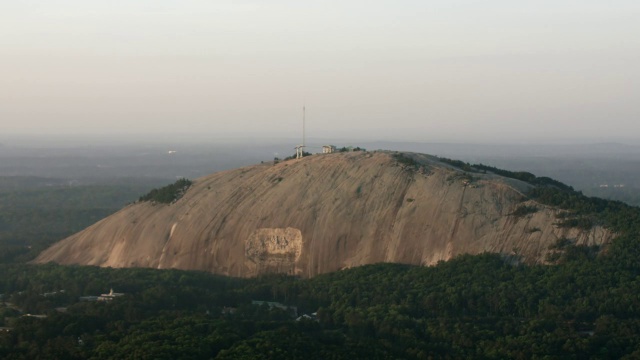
[{"x1": 34, "y1": 151, "x2": 612, "y2": 277}]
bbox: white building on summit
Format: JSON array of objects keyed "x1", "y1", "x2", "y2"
[{"x1": 322, "y1": 145, "x2": 336, "y2": 154}]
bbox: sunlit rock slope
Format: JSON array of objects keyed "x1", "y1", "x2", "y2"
[{"x1": 34, "y1": 151, "x2": 612, "y2": 277}]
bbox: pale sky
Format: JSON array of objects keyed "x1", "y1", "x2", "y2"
[{"x1": 2, "y1": 1, "x2": 639, "y2": 143}]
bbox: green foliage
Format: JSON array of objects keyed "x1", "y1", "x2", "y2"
[
  {"x1": 3, "y1": 245, "x2": 640, "y2": 359},
  {"x1": 510, "y1": 205, "x2": 538, "y2": 217},
  {"x1": 481, "y1": 165, "x2": 568, "y2": 189},
  {"x1": 338, "y1": 146, "x2": 365, "y2": 152},
  {"x1": 556, "y1": 216, "x2": 596, "y2": 230},
  {"x1": 438, "y1": 155, "x2": 640, "y2": 234},
  {"x1": 528, "y1": 186, "x2": 640, "y2": 234},
  {"x1": 438, "y1": 157, "x2": 475, "y2": 172},
  {"x1": 0, "y1": 182, "x2": 157, "y2": 263},
  {"x1": 138, "y1": 179, "x2": 192, "y2": 204},
  {"x1": 437, "y1": 158, "x2": 573, "y2": 190},
  {"x1": 447, "y1": 172, "x2": 475, "y2": 184},
  {"x1": 392, "y1": 153, "x2": 420, "y2": 169},
  {"x1": 549, "y1": 237, "x2": 573, "y2": 250}
]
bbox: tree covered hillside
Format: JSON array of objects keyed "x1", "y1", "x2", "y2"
[
  {"x1": 1, "y1": 245, "x2": 640, "y2": 359},
  {"x1": 0, "y1": 179, "x2": 164, "y2": 263}
]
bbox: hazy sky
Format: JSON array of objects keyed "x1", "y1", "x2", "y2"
[{"x1": 2, "y1": 1, "x2": 639, "y2": 143}]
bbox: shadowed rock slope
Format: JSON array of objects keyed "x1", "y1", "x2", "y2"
[{"x1": 34, "y1": 151, "x2": 612, "y2": 277}]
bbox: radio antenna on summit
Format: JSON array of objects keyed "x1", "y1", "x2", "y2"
[{"x1": 295, "y1": 105, "x2": 307, "y2": 159}]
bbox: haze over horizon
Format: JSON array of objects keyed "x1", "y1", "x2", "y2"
[{"x1": 2, "y1": 1, "x2": 639, "y2": 144}]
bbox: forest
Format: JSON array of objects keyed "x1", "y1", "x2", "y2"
[
  {"x1": 0, "y1": 178, "x2": 162, "y2": 264},
  {"x1": 1, "y1": 244, "x2": 640, "y2": 359},
  {"x1": 1, "y1": 159, "x2": 640, "y2": 358}
]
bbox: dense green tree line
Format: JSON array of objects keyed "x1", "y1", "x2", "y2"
[
  {"x1": 436, "y1": 156, "x2": 640, "y2": 235},
  {"x1": 1, "y1": 236, "x2": 640, "y2": 359},
  {"x1": 138, "y1": 178, "x2": 192, "y2": 204},
  {"x1": 437, "y1": 157, "x2": 572, "y2": 191},
  {"x1": 0, "y1": 183, "x2": 155, "y2": 263}
]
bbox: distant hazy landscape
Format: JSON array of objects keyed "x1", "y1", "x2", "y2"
[{"x1": 3, "y1": 135, "x2": 640, "y2": 205}]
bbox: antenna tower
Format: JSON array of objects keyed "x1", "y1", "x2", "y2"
[{"x1": 296, "y1": 105, "x2": 306, "y2": 159}]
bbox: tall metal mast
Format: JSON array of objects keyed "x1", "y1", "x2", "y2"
[{"x1": 296, "y1": 105, "x2": 307, "y2": 159}]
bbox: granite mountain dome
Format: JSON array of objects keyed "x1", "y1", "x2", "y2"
[{"x1": 34, "y1": 151, "x2": 611, "y2": 277}]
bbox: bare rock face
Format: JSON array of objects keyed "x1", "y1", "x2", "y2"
[{"x1": 34, "y1": 151, "x2": 613, "y2": 277}]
